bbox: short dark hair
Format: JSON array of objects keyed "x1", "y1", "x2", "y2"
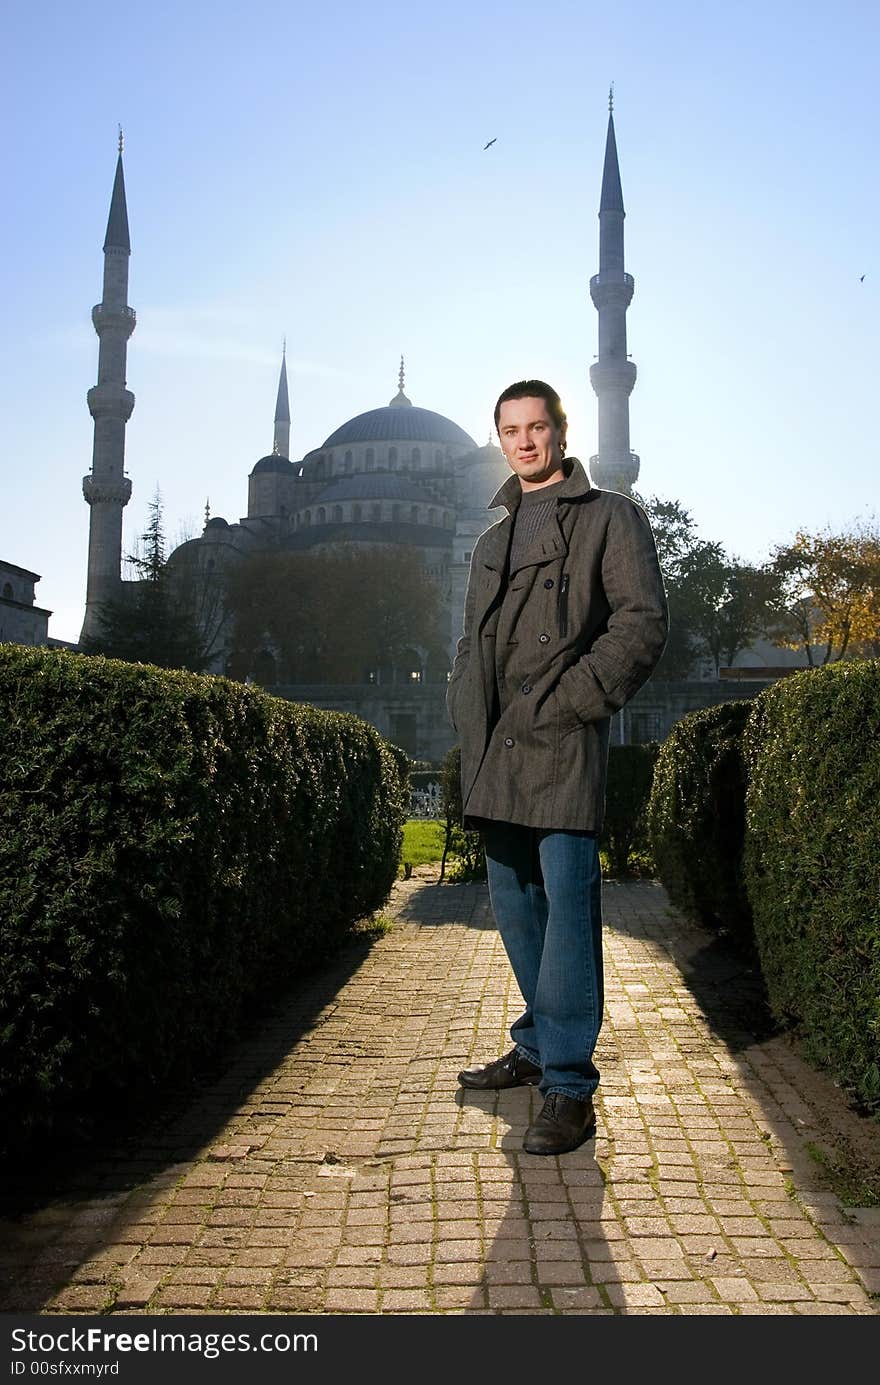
[{"x1": 494, "y1": 379, "x2": 568, "y2": 455}]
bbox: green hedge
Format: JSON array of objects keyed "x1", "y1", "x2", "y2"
[
  {"x1": 0, "y1": 645, "x2": 406, "y2": 1157},
  {"x1": 647, "y1": 701, "x2": 754, "y2": 945},
  {"x1": 602, "y1": 743, "x2": 660, "y2": 876},
  {"x1": 743, "y1": 662, "x2": 880, "y2": 1112}
]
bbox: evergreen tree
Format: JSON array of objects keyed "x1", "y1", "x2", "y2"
[{"x1": 81, "y1": 489, "x2": 211, "y2": 672}]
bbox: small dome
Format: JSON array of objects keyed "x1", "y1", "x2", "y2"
[
  {"x1": 251, "y1": 453, "x2": 296, "y2": 475},
  {"x1": 205, "y1": 516, "x2": 229, "y2": 529}
]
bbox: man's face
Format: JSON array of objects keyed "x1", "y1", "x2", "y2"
[{"x1": 497, "y1": 396, "x2": 566, "y2": 490}]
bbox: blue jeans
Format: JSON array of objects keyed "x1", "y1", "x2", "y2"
[{"x1": 482, "y1": 820, "x2": 604, "y2": 1102}]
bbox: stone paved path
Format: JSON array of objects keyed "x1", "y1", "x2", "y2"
[{"x1": 2, "y1": 871, "x2": 879, "y2": 1316}]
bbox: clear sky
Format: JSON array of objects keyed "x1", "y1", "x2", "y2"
[{"x1": 2, "y1": 0, "x2": 878, "y2": 643}]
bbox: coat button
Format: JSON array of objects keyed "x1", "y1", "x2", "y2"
[
  {"x1": 544, "y1": 578, "x2": 554, "y2": 588},
  {"x1": 503, "y1": 736, "x2": 515, "y2": 747},
  {"x1": 538, "y1": 632, "x2": 550, "y2": 643},
  {"x1": 521, "y1": 683, "x2": 532, "y2": 695}
]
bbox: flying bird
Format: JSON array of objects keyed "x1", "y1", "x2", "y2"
[
  {"x1": 483, "y1": 137, "x2": 497, "y2": 149},
  {"x1": 860, "y1": 274, "x2": 866, "y2": 282}
]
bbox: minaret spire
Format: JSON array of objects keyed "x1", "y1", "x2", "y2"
[
  {"x1": 588, "y1": 94, "x2": 639, "y2": 495},
  {"x1": 389, "y1": 352, "x2": 412, "y2": 407},
  {"x1": 80, "y1": 135, "x2": 136, "y2": 644},
  {"x1": 273, "y1": 342, "x2": 290, "y2": 458}
]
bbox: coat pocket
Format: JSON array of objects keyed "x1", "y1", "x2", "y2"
[{"x1": 557, "y1": 573, "x2": 570, "y2": 637}]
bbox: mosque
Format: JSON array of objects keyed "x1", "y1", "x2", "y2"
[{"x1": 73, "y1": 102, "x2": 798, "y2": 761}]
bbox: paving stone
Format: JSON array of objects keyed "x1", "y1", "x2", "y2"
[{"x1": 3, "y1": 873, "x2": 878, "y2": 1320}]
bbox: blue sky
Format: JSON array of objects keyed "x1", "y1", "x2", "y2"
[{"x1": 2, "y1": 0, "x2": 878, "y2": 642}]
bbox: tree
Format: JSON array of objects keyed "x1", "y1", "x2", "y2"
[
  {"x1": 226, "y1": 544, "x2": 448, "y2": 685},
  {"x1": 767, "y1": 517, "x2": 880, "y2": 664},
  {"x1": 634, "y1": 493, "x2": 785, "y2": 677},
  {"x1": 81, "y1": 489, "x2": 212, "y2": 672}
]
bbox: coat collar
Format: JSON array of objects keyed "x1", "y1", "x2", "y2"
[
  {"x1": 488, "y1": 455, "x2": 592, "y2": 513},
  {"x1": 481, "y1": 457, "x2": 593, "y2": 571}
]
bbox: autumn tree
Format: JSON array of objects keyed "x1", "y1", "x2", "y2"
[{"x1": 767, "y1": 517, "x2": 880, "y2": 664}]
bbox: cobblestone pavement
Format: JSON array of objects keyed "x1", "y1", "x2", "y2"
[{"x1": 2, "y1": 871, "x2": 879, "y2": 1316}]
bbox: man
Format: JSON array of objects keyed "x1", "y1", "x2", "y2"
[{"x1": 446, "y1": 380, "x2": 668, "y2": 1155}]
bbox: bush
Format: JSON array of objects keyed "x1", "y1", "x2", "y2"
[
  {"x1": 0, "y1": 645, "x2": 406, "y2": 1158},
  {"x1": 742, "y1": 661, "x2": 880, "y2": 1112},
  {"x1": 647, "y1": 701, "x2": 754, "y2": 945},
  {"x1": 601, "y1": 743, "x2": 661, "y2": 877},
  {"x1": 438, "y1": 745, "x2": 485, "y2": 881}
]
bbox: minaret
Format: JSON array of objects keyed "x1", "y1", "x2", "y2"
[
  {"x1": 273, "y1": 341, "x2": 290, "y2": 457},
  {"x1": 80, "y1": 130, "x2": 135, "y2": 642},
  {"x1": 588, "y1": 88, "x2": 640, "y2": 495}
]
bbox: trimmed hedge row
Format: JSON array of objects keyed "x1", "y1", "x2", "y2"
[
  {"x1": 602, "y1": 743, "x2": 660, "y2": 877},
  {"x1": 647, "y1": 701, "x2": 754, "y2": 947},
  {"x1": 0, "y1": 645, "x2": 407, "y2": 1157},
  {"x1": 647, "y1": 664, "x2": 880, "y2": 1115},
  {"x1": 743, "y1": 662, "x2": 880, "y2": 1112}
]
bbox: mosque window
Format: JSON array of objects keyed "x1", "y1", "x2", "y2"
[
  {"x1": 1, "y1": 582, "x2": 12, "y2": 600},
  {"x1": 392, "y1": 504, "x2": 400, "y2": 523},
  {"x1": 333, "y1": 505, "x2": 343, "y2": 523},
  {"x1": 435, "y1": 451, "x2": 443, "y2": 466},
  {"x1": 206, "y1": 559, "x2": 215, "y2": 572},
  {"x1": 366, "y1": 448, "x2": 375, "y2": 470},
  {"x1": 345, "y1": 450, "x2": 353, "y2": 470},
  {"x1": 410, "y1": 505, "x2": 419, "y2": 523},
  {"x1": 317, "y1": 507, "x2": 326, "y2": 523},
  {"x1": 316, "y1": 457, "x2": 326, "y2": 477},
  {"x1": 304, "y1": 511, "x2": 312, "y2": 525},
  {"x1": 353, "y1": 503, "x2": 362, "y2": 521},
  {"x1": 428, "y1": 507, "x2": 436, "y2": 524},
  {"x1": 371, "y1": 503, "x2": 381, "y2": 522},
  {"x1": 389, "y1": 447, "x2": 397, "y2": 466},
  {"x1": 411, "y1": 447, "x2": 421, "y2": 466}
]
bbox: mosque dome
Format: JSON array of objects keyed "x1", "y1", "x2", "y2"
[
  {"x1": 205, "y1": 516, "x2": 230, "y2": 529},
  {"x1": 250, "y1": 453, "x2": 295, "y2": 475},
  {"x1": 455, "y1": 441, "x2": 510, "y2": 511},
  {"x1": 321, "y1": 406, "x2": 476, "y2": 450},
  {"x1": 315, "y1": 358, "x2": 477, "y2": 451}
]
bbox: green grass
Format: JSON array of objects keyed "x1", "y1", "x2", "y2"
[{"x1": 399, "y1": 819, "x2": 446, "y2": 876}]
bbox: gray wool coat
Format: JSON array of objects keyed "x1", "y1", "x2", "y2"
[{"x1": 446, "y1": 456, "x2": 669, "y2": 833}]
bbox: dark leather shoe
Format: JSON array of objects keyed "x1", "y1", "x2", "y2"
[
  {"x1": 522, "y1": 1093, "x2": 596, "y2": 1154},
  {"x1": 458, "y1": 1047, "x2": 542, "y2": 1090}
]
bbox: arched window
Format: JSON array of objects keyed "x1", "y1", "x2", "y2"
[
  {"x1": 388, "y1": 446, "x2": 397, "y2": 466},
  {"x1": 316, "y1": 458, "x2": 326, "y2": 477},
  {"x1": 353, "y1": 503, "x2": 362, "y2": 521},
  {"x1": 435, "y1": 450, "x2": 442, "y2": 465},
  {"x1": 345, "y1": 450, "x2": 353, "y2": 470},
  {"x1": 333, "y1": 505, "x2": 343, "y2": 523},
  {"x1": 366, "y1": 448, "x2": 375, "y2": 470},
  {"x1": 392, "y1": 504, "x2": 400, "y2": 523},
  {"x1": 411, "y1": 447, "x2": 421, "y2": 466},
  {"x1": 1, "y1": 582, "x2": 12, "y2": 600},
  {"x1": 371, "y1": 503, "x2": 381, "y2": 522},
  {"x1": 317, "y1": 507, "x2": 326, "y2": 523},
  {"x1": 427, "y1": 507, "x2": 436, "y2": 524},
  {"x1": 304, "y1": 511, "x2": 312, "y2": 525},
  {"x1": 410, "y1": 505, "x2": 419, "y2": 523}
]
